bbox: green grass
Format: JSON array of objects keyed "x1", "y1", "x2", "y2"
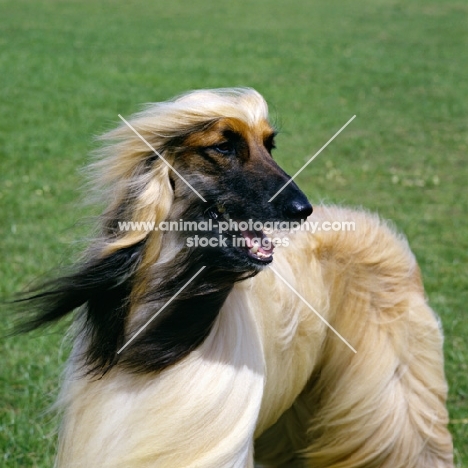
[{"x1": 1, "y1": 0, "x2": 467, "y2": 466}]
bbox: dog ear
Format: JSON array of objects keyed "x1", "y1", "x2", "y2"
[
  {"x1": 15, "y1": 149, "x2": 175, "y2": 373},
  {"x1": 99, "y1": 159, "x2": 174, "y2": 259},
  {"x1": 15, "y1": 240, "x2": 145, "y2": 368},
  {"x1": 87, "y1": 116, "x2": 177, "y2": 258}
]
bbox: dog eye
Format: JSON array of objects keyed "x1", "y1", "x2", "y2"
[{"x1": 212, "y1": 142, "x2": 234, "y2": 155}]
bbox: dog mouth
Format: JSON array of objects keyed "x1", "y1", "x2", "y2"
[
  {"x1": 206, "y1": 204, "x2": 274, "y2": 264},
  {"x1": 237, "y1": 228, "x2": 274, "y2": 263}
]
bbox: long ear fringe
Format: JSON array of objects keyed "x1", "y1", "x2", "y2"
[
  {"x1": 15, "y1": 241, "x2": 146, "y2": 370},
  {"x1": 115, "y1": 247, "x2": 260, "y2": 374},
  {"x1": 99, "y1": 161, "x2": 174, "y2": 257}
]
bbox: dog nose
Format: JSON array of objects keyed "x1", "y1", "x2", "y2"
[{"x1": 284, "y1": 198, "x2": 313, "y2": 221}]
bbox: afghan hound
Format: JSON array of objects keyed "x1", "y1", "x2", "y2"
[{"x1": 21, "y1": 88, "x2": 453, "y2": 467}]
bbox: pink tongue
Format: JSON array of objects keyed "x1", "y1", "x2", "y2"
[{"x1": 240, "y1": 230, "x2": 274, "y2": 255}]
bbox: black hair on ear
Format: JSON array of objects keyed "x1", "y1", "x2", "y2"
[{"x1": 15, "y1": 240, "x2": 146, "y2": 371}]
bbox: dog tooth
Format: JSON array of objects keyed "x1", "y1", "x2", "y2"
[{"x1": 250, "y1": 244, "x2": 259, "y2": 254}]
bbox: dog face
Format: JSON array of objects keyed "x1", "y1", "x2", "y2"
[{"x1": 168, "y1": 117, "x2": 312, "y2": 268}]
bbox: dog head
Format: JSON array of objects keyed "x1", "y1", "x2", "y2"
[{"x1": 95, "y1": 88, "x2": 312, "y2": 272}]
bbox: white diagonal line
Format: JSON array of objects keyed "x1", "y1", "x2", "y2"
[
  {"x1": 269, "y1": 265, "x2": 357, "y2": 353},
  {"x1": 268, "y1": 115, "x2": 356, "y2": 202},
  {"x1": 117, "y1": 266, "x2": 206, "y2": 354},
  {"x1": 118, "y1": 114, "x2": 207, "y2": 202}
]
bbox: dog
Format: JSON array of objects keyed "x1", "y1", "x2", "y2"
[{"x1": 22, "y1": 88, "x2": 453, "y2": 467}]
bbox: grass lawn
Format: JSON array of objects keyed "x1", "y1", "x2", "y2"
[{"x1": 1, "y1": 0, "x2": 467, "y2": 466}]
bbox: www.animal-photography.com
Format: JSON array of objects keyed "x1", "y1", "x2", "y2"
[{"x1": 1, "y1": 1, "x2": 467, "y2": 467}]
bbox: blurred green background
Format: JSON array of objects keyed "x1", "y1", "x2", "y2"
[{"x1": 1, "y1": 0, "x2": 467, "y2": 466}]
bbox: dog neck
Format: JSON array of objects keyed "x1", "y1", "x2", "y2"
[{"x1": 80, "y1": 240, "x2": 259, "y2": 375}]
